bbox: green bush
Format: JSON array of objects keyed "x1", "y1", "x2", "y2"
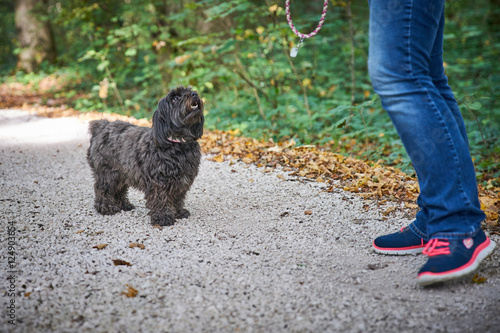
[{"x1": 1, "y1": 0, "x2": 498, "y2": 179}]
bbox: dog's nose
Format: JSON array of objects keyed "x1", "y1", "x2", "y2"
[{"x1": 190, "y1": 91, "x2": 198, "y2": 98}]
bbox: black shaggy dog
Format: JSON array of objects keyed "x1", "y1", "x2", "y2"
[{"x1": 87, "y1": 86, "x2": 204, "y2": 226}]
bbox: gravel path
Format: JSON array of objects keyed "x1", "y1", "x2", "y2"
[{"x1": 1, "y1": 109, "x2": 499, "y2": 333}]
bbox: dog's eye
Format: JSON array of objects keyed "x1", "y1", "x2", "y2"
[{"x1": 172, "y1": 96, "x2": 179, "y2": 102}]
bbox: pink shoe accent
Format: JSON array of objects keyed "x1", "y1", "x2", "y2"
[
  {"x1": 422, "y1": 239, "x2": 451, "y2": 256},
  {"x1": 418, "y1": 238, "x2": 492, "y2": 277}
]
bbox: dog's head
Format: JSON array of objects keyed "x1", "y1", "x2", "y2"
[{"x1": 152, "y1": 86, "x2": 205, "y2": 147}]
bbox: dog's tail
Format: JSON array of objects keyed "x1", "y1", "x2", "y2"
[{"x1": 88, "y1": 119, "x2": 109, "y2": 137}]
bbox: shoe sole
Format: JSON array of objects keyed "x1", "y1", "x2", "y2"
[
  {"x1": 417, "y1": 239, "x2": 497, "y2": 287},
  {"x1": 372, "y1": 241, "x2": 426, "y2": 255}
]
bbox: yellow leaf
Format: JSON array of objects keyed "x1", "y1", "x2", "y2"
[
  {"x1": 485, "y1": 211, "x2": 498, "y2": 221},
  {"x1": 213, "y1": 153, "x2": 224, "y2": 163},
  {"x1": 268, "y1": 4, "x2": 279, "y2": 13},
  {"x1": 228, "y1": 128, "x2": 240, "y2": 136},
  {"x1": 268, "y1": 145, "x2": 283, "y2": 153},
  {"x1": 122, "y1": 284, "x2": 138, "y2": 297},
  {"x1": 308, "y1": 162, "x2": 319, "y2": 171},
  {"x1": 93, "y1": 244, "x2": 107, "y2": 250},
  {"x1": 210, "y1": 147, "x2": 221, "y2": 154},
  {"x1": 174, "y1": 54, "x2": 191, "y2": 65},
  {"x1": 99, "y1": 83, "x2": 108, "y2": 99},
  {"x1": 472, "y1": 273, "x2": 487, "y2": 284},
  {"x1": 382, "y1": 206, "x2": 396, "y2": 216},
  {"x1": 155, "y1": 40, "x2": 166, "y2": 50},
  {"x1": 277, "y1": 174, "x2": 286, "y2": 180},
  {"x1": 404, "y1": 203, "x2": 419, "y2": 209}
]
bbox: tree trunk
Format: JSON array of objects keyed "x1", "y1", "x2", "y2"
[
  {"x1": 488, "y1": 0, "x2": 500, "y2": 31},
  {"x1": 15, "y1": 0, "x2": 55, "y2": 72}
]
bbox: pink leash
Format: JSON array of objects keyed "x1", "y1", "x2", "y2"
[{"x1": 285, "y1": 0, "x2": 329, "y2": 57}]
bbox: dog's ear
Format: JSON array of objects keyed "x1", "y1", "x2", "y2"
[
  {"x1": 152, "y1": 104, "x2": 171, "y2": 148},
  {"x1": 191, "y1": 115, "x2": 205, "y2": 140}
]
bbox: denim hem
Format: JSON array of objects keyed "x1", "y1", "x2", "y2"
[
  {"x1": 429, "y1": 227, "x2": 480, "y2": 241},
  {"x1": 409, "y1": 221, "x2": 428, "y2": 241}
]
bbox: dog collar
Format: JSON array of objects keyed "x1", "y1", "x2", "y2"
[{"x1": 166, "y1": 137, "x2": 186, "y2": 143}]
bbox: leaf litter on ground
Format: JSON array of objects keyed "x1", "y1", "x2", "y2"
[{"x1": 2, "y1": 100, "x2": 499, "y2": 234}]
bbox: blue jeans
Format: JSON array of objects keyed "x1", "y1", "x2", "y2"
[{"x1": 368, "y1": 0, "x2": 485, "y2": 240}]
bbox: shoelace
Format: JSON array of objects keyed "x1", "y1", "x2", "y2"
[{"x1": 422, "y1": 239, "x2": 451, "y2": 256}]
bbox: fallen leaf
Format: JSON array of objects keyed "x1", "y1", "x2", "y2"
[
  {"x1": 404, "y1": 203, "x2": 419, "y2": 209},
  {"x1": 304, "y1": 209, "x2": 312, "y2": 215},
  {"x1": 485, "y1": 211, "x2": 499, "y2": 221},
  {"x1": 122, "y1": 284, "x2": 138, "y2": 297},
  {"x1": 268, "y1": 145, "x2": 282, "y2": 153},
  {"x1": 213, "y1": 153, "x2": 224, "y2": 163},
  {"x1": 112, "y1": 259, "x2": 131, "y2": 266},
  {"x1": 10, "y1": 99, "x2": 496, "y2": 235},
  {"x1": 382, "y1": 206, "x2": 397, "y2": 216},
  {"x1": 472, "y1": 273, "x2": 487, "y2": 284},
  {"x1": 93, "y1": 244, "x2": 107, "y2": 250},
  {"x1": 129, "y1": 243, "x2": 145, "y2": 250}
]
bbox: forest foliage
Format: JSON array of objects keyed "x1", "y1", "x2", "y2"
[{"x1": 1, "y1": 0, "x2": 499, "y2": 181}]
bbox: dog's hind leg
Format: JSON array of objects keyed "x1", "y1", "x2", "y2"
[{"x1": 92, "y1": 167, "x2": 124, "y2": 215}]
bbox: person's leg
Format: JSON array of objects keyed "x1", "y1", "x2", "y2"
[
  {"x1": 428, "y1": 11, "x2": 469, "y2": 146},
  {"x1": 369, "y1": 0, "x2": 495, "y2": 286},
  {"x1": 368, "y1": 0, "x2": 485, "y2": 241}
]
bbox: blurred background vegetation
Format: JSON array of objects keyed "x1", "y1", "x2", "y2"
[{"x1": 1, "y1": 0, "x2": 499, "y2": 182}]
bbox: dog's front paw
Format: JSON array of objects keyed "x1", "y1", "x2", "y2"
[{"x1": 176, "y1": 209, "x2": 190, "y2": 219}]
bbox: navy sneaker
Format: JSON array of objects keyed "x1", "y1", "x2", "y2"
[
  {"x1": 373, "y1": 226, "x2": 428, "y2": 255},
  {"x1": 417, "y1": 229, "x2": 497, "y2": 286}
]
